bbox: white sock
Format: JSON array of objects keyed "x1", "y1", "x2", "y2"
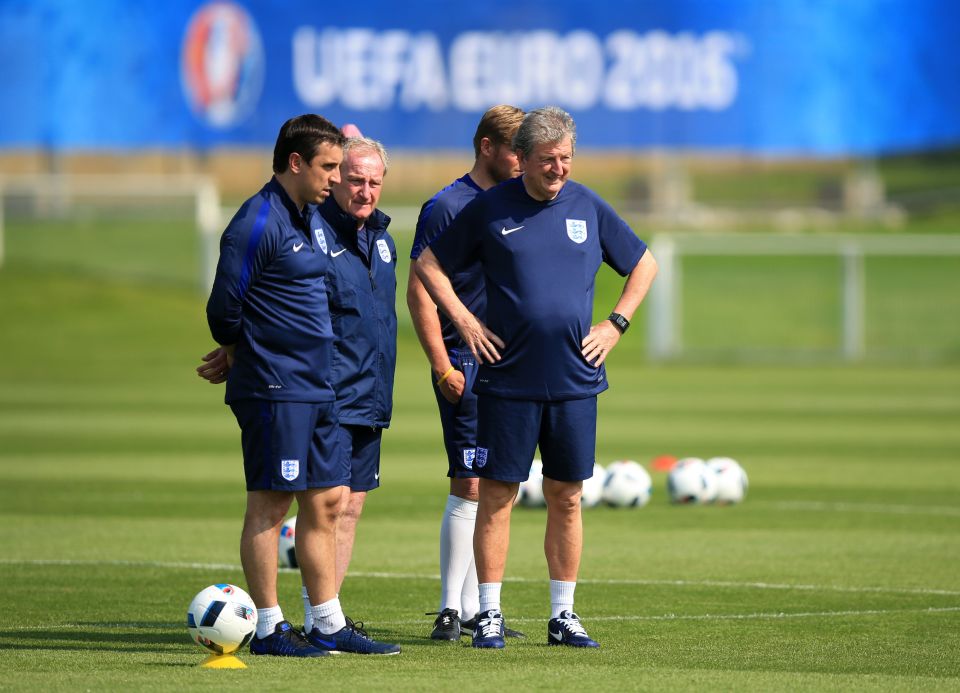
[
  {"x1": 478, "y1": 582, "x2": 502, "y2": 615},
  {"x1": 302, "y1": 585, "x2": 312, "y2": 632},
  {"x1": 439, "y1": 494, "x2": 478, "y2": 614},
  {"x1": 461, "y1": 556, "x2": 479, "y2": 620},
  {"x1": 550, "y1": 580, "x2": 576, "y2": 618},
  {"x1": 255, "y1": 605, "x2": 283, "y2": 639},
  {"x1": 310, "y1": 597, "x2": 347, "y2": 634}
]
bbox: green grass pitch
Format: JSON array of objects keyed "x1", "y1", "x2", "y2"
[{"x1": 0, "y1": 222, "x2": 959, "y2": 691}]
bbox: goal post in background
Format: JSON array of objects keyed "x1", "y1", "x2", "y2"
[
  {"x1": 0, "y1": 174, "x2": 222, "y2": 291},
  {"x1": 647, "y1": 233, "x2": 960, "y2": 363}
]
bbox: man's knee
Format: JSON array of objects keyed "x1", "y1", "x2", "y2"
[
  {"x1": 479, "y1": 478, "x2": 520, "y2": 511},
  {"x1": 244, "y1": 490, "x2": 294, "y2": 529},
  {"x1": 543, "y1": 478, "x2": 582, "y2": 512},
  {"x1": 298, "y1": 486, "x2": 345, "y2": 526},
  {"x1": 450, "y1": 476, "x2": 479, "y2": 502},
  {"x1": 340, "y1": 491, "x2": 367, "y2": 523}
]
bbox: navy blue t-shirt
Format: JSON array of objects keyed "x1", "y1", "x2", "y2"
[
  {"x1": 429, "y1": 177, "x2": 646, "y2": 402},
  {"x1": 411, "y1": 174, "x2": 485, "y2": 351},
  {"x1": 207, "y1": 177, "x2": 336, "y2": 404}
]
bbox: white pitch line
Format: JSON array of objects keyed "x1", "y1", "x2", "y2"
[
  {"x1": 382, "y1": 606, "x2": 960, "y2": 625},
  {"x1": 3, "y1": 559, "x2": 959, "y2": 597},
  {"x1": 763, "y1": 500, "x2": 960, "y2": 517}
]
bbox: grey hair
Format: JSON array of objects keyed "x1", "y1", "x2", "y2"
[
  {"x1": 342, "y1": 136, "x2": 389, "y2": 175},
  {"x1": 512, "y1": 106, "x2": 576, "y2": 159}
]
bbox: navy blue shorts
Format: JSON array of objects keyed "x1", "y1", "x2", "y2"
[
  {"x1": 432, "y1": 348, "x2": 479, "y2": 479},
  {"x1": 340, "y1": 424, "x2": 383, "y2": 492},
  {"x1": 230, "y1": 400, "x2": 348, "y2": 492},
  {"x1": 474, "y1": 395, "x2": 597, "y2": 483}
]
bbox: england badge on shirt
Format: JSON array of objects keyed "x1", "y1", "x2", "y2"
[
  {"x1": 376, "y1": 238, "x2": 391, "y2": 263},
  {"x1": 314, "y1": 228, "x2": 328, "y2": 254},
  {"x1": 566, "y1": 219, "x2": 587, "y2": 244}
]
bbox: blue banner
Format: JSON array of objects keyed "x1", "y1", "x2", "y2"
[{"x1": 1, "y1": 0, "x2": 958, "y2": 155}]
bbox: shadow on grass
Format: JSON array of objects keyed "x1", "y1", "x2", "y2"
[{"x1": 0, "y1": 621, "x2": 191, "y2": 653}]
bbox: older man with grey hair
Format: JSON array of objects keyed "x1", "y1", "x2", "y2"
[{"x1": 416, "y1": 106, "x2": 658, "y2": 649}]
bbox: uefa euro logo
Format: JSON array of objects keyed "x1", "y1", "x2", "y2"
[{"x1": 180, "y1": 1, "x2": 265, "y2": 128}]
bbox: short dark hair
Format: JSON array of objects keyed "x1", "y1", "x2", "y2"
[
  {"x1": 473, "y1": 105, "x2": 525, "y2": 159},
  {"x1": 272, "y1": 114, "x2": 346, "y2": 174}
]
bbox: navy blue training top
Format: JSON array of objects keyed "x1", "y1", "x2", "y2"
[
  {"x1": 207, "y1": 177, "x2": 336, "y2": 404},
  {"x1": 319, "y1": 196, "x2": 397, "y2": 429},
  {"x1": 410, "y1": 174, "x2": 485, "y2": 351},
  {"x1": 429, "y1": 176, "x2": 647, "y2": 402}
]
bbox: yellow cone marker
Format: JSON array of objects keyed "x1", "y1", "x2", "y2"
[{"x1": 200, "y1": 653, "x2": 247, "y2": 669}]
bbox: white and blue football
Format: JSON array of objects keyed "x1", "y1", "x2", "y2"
[
  {"x1": 602, "y1": 460, "x2": 653, "y2": 507},
  {"x1": 706, "y1": 456, "x2": 749, "y2": 504},
  {"x1": 186, "y1": 583, "x2": 257, "y2": 654},
  {"x1": 667, "y1": 457, "x2": 717, "y2": 504},
  {"x1": 278, "y1": 516, "x2": 297, "y2": 568}
]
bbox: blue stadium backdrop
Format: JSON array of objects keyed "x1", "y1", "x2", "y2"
[{"x1": 1, "y1": 0, "x2": 958, "y2": 155}]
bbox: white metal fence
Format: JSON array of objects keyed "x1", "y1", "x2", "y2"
[{"x1": 647, "y1": 233, "x2": 960, "y2": 362}]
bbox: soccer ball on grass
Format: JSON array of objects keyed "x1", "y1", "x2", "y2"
[
  {"x1": 667, "y1": 457, "x2": 717, "y2": 504},
  {"x1": 580, "y1": 463, "x2": 607, "y2": 508},
  {"x1": 186, "y1": 583, "x2": 257, "y2": 654},
  {"x1": 278, "y1": 516, "x2": 298, "y2": 568},
  {"x1": 706, "y1": 456, "x2": 749, "y2": 504},
  {"x1": 518, "y1": 459, "x2": 545, "y2": 507},
  {"x1": 602, "y1": 460, "x2": 653, "y2": 507}
]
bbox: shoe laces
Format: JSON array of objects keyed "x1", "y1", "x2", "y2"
[
  {"x1": 426, "y1": 608, "x2": 459, "y2": 626},
  {"x1": 345, "y1": 617, "x2": 371, "y2": 640},
  {"x1": 477, "y1": 611, "x2": 503, "y2": 638},
  {"x1": 556, "y1": 612, "x2": 588, "y2": 637}
]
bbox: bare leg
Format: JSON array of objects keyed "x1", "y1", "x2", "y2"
[
  {"x1": 473, "y1": 478, "x2": 520, "y2": 583},
  {"x1": 295, "y1": 485, "x2": 345, "y2": 606},
  {"x1": 451, "y1": 476, "x2": 479, "y2": 502},
  {"x1": 335, "y1": 490, "x2": 367, "y2": 593},
  {"x1": 240, "y1": 490, "x2": 295, "y2": 607},
  {"x1": 542, "y1": 478, "x2": 583, "y2": 581}
]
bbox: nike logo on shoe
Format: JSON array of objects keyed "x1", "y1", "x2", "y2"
[
  {"x1": 549, "y1": 630, "x2": 563, "y2": 642},
  {"x1": 331, "y1": 248, "x2": 347, "y2": 257},
  {"x1": 501, "y1": 226, "x2": 524, "y2": 235},
  {"x1": 293, "y1": 242, "x2": 304, "y2": 252}
]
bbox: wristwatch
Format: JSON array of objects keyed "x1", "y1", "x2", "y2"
[{"x1": 607, "y1": 312, "x2": 630, "y2": 334}]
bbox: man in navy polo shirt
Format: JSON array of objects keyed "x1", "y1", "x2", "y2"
[
  {"x1": 407, "y1": 105, "x2": 526, "y2": 641},
  {"x1": 416, "y1": 106, "x2": 658, "y2": 649},
  {"x1": 205, "y1": 115, "x2": 398, "y2": 657}
]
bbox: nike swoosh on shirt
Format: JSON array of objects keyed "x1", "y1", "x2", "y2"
[
  {"x1": 501, "y1": 226, "x2": 524, "y2": 235},
  {"x1": 293, "y1": 242, "x2": 304, "y2": 252},
  {"x1": 331, "y1": 248, "x2": 347, "y2": 257}
]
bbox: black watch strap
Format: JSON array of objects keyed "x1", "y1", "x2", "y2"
[{"x1": 608, "y1": 312, "x2": 630, "y2": 334}]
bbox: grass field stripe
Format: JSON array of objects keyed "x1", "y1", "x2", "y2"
[
  {"x1": 4, "y1": 559, "x2": 960, "y2": 597},
  {"x1": 763, "y1": 501, "x2": 960, "y2": 517},
  {"x1": 7, "y1": 606, "x2": 960, "y2": 634}
]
